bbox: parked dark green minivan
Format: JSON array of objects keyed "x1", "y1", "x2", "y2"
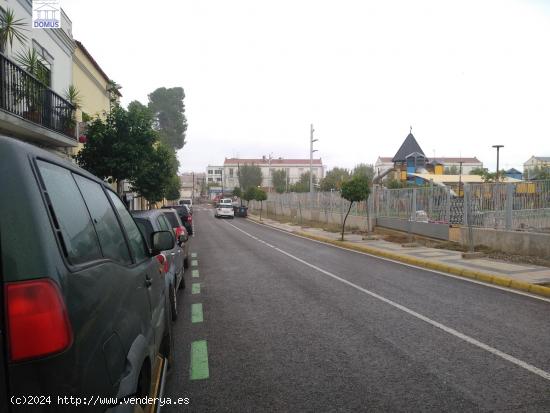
[{"x1": 0, "y1": 136, "x2": 175, "y2": 412}]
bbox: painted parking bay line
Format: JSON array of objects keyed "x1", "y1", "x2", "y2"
[
  {"x1": 191, "y1": 303, "x2": 203, "y2": 323},
  {"x1": 191, "y1": 252, "x2": 197, "y2": 258},
  {"x1": 192, "y1": 260, "x2": 199, "y2": 267},
  {"x1": 192, "y1": 269, "x2": 199, "y2": 278},
  {"x1": 192, "y1": 283, "x2": 201, "y2": 294},
  {"x1": 226, "y1": 221, "x2": 550, "y2": 382},
  {"x1": 190, "y1": 340, "x2": 209, "y2": 380}
]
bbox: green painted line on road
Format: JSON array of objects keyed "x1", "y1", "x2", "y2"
[
  {"x1": 190, "y1": 340, "x2": 209, "y2": 380},
  {"x1": 192, "y1": 260, "x2": 199, "y2": 267},
  {"x1": 192, "y1": 269, "x2": 199, "y2": 278},
  {"x1": 191, "y1": 252, "x2": 197, "y2": 258},
  {"x1": 192, "y1": 283, "x2": 201, "y2": 294},
  {"x1": 191, "y1": 303, "x2": 203, "y2": 323}
]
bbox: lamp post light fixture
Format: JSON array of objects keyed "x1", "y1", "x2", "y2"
[{"x1": 492, "y1": 145, "x2": 504, "y2": 181}]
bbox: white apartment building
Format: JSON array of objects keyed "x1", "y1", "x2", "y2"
[
  {"x1": 524, "y1": 156, "x2": 550, "y2": 179},
  {"x1": 222, "y1": 156, "x2": 325, "y2": 190},
  {"x1": 0, "y1": 0, "x2": 76, "y2": 154}
]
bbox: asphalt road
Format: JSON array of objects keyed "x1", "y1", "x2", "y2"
[{"x1": 164, "y1": 206, "x2": 550, "y2": 412}]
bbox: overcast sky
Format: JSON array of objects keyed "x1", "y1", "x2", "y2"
[{"x1": 63, "y1": 0, "x2": 550, "y2": 173}]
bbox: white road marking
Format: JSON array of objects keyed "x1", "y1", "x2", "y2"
[
  {"x1": 243, "y1": 219, "x2": 550, "y2": 304},
  {"x1": 226, "y1": 221, "x2": 550, "y2": 382}
]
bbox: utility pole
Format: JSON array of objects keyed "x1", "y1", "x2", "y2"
[
  {"x1": 310, "y1": 124, "x2": 318, "y2": 194},
  {"x1": 492, "y1": 145, "x2": 504, "y2": 181},
  {"x1": 268, "y1": 153, "x2": 273, "y2": 192},
  {"x1": 458, "y1": 161, "x2": 463, "y2": 197}
]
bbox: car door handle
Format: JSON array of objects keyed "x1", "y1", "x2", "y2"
[{"x1": 145, "y1": 275, "x2": 152, "y2": 287}]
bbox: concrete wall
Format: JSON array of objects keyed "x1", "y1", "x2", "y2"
[
  {"x1": 460, "y1": 227, "x2": 550, "y2": 258},
  {"x1": 376, "y1": 217, "x2": 450, "y2": 240}
]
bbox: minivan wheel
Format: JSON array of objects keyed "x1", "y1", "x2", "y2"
[
  {"x1": 136, "y1": 359, "x2": 151, "y2": 408},
  {"x1": 183, "y1": 256, "x2": 189, "y2": 269},
  {"x1": 170, "y1": 283, "x2": 178, "y2": 321}
]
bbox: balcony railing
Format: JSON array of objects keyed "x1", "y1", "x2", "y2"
[{"x1": 0, "y1": 53, "x2": 75, "y2": 139}]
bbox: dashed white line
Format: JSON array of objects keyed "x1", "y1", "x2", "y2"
[{"x1": 226, "y1": 221, "x2": 550, "y2": 382}]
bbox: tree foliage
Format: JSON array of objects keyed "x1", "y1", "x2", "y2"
[
  {"x1": 75, "y1": 103, "x2": 157, "y2": 192},
  {"x1": 130, "y1": 142, "x2": 179, "y2": 205},
  {"x1": 291, "y1": 172, "x2": 317, "y2": 192},
  {"x1": 271, "y1": 169, "x2": 288, "y2": 193},
  {"x1": 340, "y1": 176, "x2": 371, "y2": 241},
  {"x1": 238, "y1": 164, "x2": 263, "y2": 191},
  {"x1": 232, "y1": 187, "x2": 242, "y2": 198},
  {"x1": 165, "y1": 175, "x2": 181, "y2": 201},
  {"x1": 444, "y1": 165, "x2": 460, "y2": 174},
  {"x1": 148, "y1": 87, "x2": 188, "y2": 150},
  {"x1": 242, "y1": 186, "x2": 257, "y2": 204},
  {"x1": 320, "y1": 167, "x2": 350, "y2": 191},
  {"x1": 352, "y1": 163, "x2": 375, "y2": 182}
]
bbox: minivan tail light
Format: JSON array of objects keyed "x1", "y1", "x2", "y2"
[{"x1": 5, "y1": 279, "x2": 72, "y2": 362}]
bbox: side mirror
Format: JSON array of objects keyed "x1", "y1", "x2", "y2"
[
  {"x1": 178, "y1": 234, "x2": 188, "y2": 244},
  {"x1": 151, "y1": 231, "x2": 175, "y2": 255}
]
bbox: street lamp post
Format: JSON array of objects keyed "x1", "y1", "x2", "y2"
[{"x1": 492, "y1": 145, "x2": 504, "y2": 181}]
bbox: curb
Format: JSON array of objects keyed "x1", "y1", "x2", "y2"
[{"x1": 246, "y1": 215, "x2": 550, "y2": 299}]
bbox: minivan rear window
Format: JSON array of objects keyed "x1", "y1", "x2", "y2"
[{"x1": 37, "y1": 161, "x2": 102, "y2": 265}]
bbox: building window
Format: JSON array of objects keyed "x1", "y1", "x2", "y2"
[
  {"x1": 208, "y1": 178, "x2": 213, "y2": 182},
  {"x1": 208, "y1": 169, "x2": 213, "y2": 175},
  {"x1": 216, "y1": 178, "x2": 222, "y2": 182},
  {"x1": 32, "y1": 40, "x2": 53, "y2": 87},
  {"x1": 229, "y1": 168, "x2": 233, "y2": 177},
  {"x1": 215, "y1": 169, "x2": 222, "y2": 175}
]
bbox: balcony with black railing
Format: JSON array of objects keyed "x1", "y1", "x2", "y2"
[{"x1": 0, "y1": 52, "x2": 76, "y2": 143}]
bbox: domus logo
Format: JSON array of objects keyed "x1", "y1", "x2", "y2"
[{"x1": 32, "y1": 0, "x2": 61, "y2": 29}]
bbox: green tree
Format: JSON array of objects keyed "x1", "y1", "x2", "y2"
[
  {"x1": 340, "y1": 176, "x2": 370, "y2": 241},
  {"x1": 320, "y1": 167, "x2": 350, "y2": 191},
  {"x1": 387, "y1": 179, "x2": 405, "y2": 189},
  {"x1": 242, "y1": 186, "x2": 257, "y2": 205},
  {"x1": 238, "y1": 164, "x2": 263, "y2": 191},
  {"x1": 165, "y1": 175, "x2": 181, "y2": 201},
  {"x1": 469, "y1": 167, "x2": 489, "y2": 176},
  {"x1": 232, "y1": 186, "x2": 242, "y2": 198},
  {"x1": 148, "y1": 87, "x2": 188, "y2": 150},
  {"x1": 444, "y1": 165, "x2": 459, "y2": 174},
  {"x1": 75, "y1": 103, "x2": 158, "y2": 194},
  {"x1": 131, "y1": 142, "x2": 179, "y2": 206},
  {"x1": 271, "y1": 169, "x2": 288, "y2": 193},
  {"x1": 291, "y1": 172, "x2": 316, "y2": 192},
  {"x1": 254, "y1": 188, "x2": 268, "y2": 220},
  {"x1": 352, "y1": 163, "x2": 375, "y2": 182}
]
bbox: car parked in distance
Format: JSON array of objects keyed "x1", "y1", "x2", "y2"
[
  {"x1": 0, "y1": 136, "x2": 175, "y2": 412},
  {"x1": 161, "y1": 209, "x2": 190, "y2": 270},
  {"x1": 215, "y1": 202, "x2": 235, "y2": 218},
  {"x1": 162, "y1": 205, "x2": 193, "y2": 236},
  {"x1": 132, "y1": 210, "x2": 186, "y2": 321}
]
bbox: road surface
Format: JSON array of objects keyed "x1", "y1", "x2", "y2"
[{"x1": 164, "y1": 206, "x2": 550, "y2": 412}]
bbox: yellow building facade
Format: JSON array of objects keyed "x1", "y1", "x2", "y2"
[{"x1": 72, "y1": 40, "x2": 113, "y2": 126}]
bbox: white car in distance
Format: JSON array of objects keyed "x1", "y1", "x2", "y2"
[{"x1": 215, "y1": 200, "x2": 234, "y2": 218}]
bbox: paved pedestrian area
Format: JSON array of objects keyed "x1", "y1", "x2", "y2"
[{"x1": 248, "y1": 215, "x2": 550, "y2": 286}]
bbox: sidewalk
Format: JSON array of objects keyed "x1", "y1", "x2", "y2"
[{"x1": 247, "y1": 214, "x2": 550, "y2": 298}]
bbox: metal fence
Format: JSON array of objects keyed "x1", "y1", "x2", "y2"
[
  {"x1": 255, "y1": 179, "x2": 550, "y2": 233},
  {"x1": 465, "y1": 180, "x2": 550, "y2": 233},
  {"x1": 0, "y1": 53, "x2": 75, "y2": 138}
]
